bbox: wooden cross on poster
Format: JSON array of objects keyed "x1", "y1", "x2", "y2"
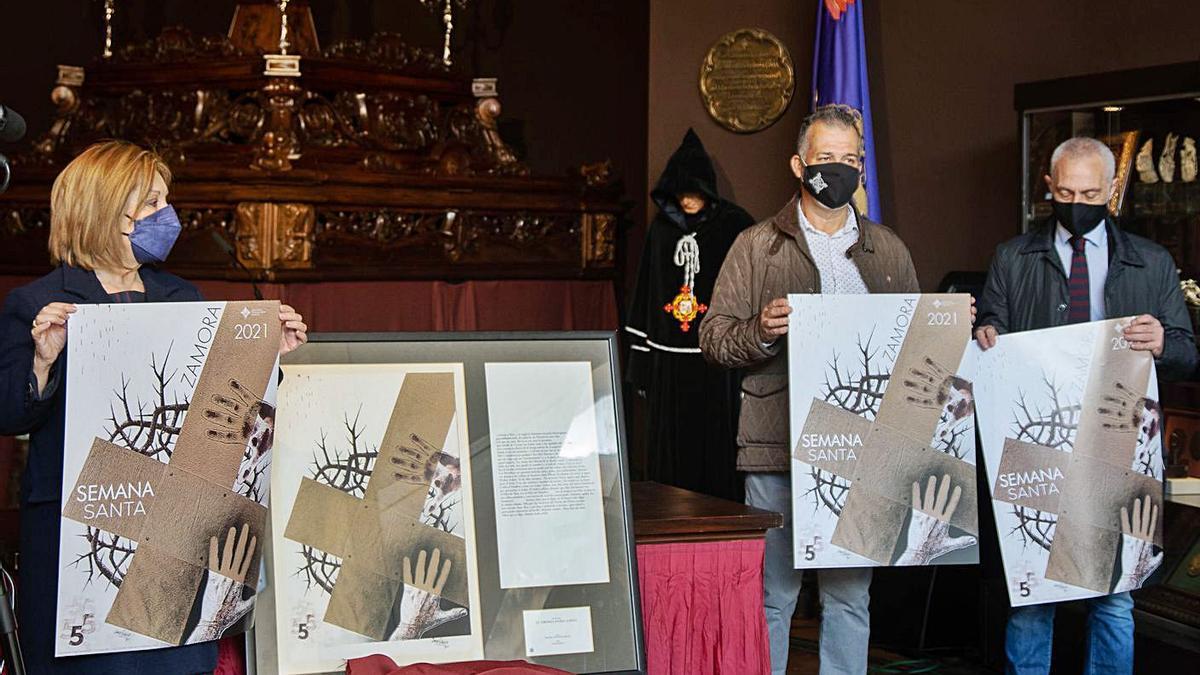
[
  {"x1": 61, "y1": 302, "x2": 280, "y2": 644},
  {"x1": 794, "y1": 295, "x2": 979, "y2": 564},
  {"x1": 989, "y1": 327, "x2": 1162, "y2": 593},
  {"x1": 284, "y1": 371, "x2": 468, "y2": 640}
]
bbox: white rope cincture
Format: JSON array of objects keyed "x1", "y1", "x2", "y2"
[
  {"x1": 646, "y1": 339, "x2": 702, "y2": 354},
  {"x1": 673, "y1": 233, "x2": 700, "y2": 290}
]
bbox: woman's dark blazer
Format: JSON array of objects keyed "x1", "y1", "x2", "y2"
[{"x1": 0, "y1": 264, "x2": 216, "y2": 675}]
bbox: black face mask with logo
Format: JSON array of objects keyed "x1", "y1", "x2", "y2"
[
  {"x1": 1052, "y1": 200, "x2": 1107, "y2": 238},
  {"x1": 801, "y1": 162, "x2": 860, "y2": 209}
]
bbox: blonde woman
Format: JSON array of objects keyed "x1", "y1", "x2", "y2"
[{"x1": 0, "y1": 141, "x2": 307, "y2": 673}]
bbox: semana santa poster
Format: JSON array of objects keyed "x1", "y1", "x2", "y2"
[
  {"x1": 271, "y1": 364, "x2": 482, "y2": 674},
  {"x1": 787, "y1": 294, "x2": 979, "y2": 569},
  {"x1": 58, "y1": 301, "x2": 280, "y2": 655},
  {"x1": 970, "y1": 319, "x2": 1163, "y2": 606}
]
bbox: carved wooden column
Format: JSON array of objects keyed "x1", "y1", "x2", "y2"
[
  {"x1": 32, "y1": 65, "x2": 86, "y2": 160},
  {"x1": 582, "y1": 213, "x2": 616, "y2": 268},
  {"x1": 580, "y1": 160, "x2": 617, "y2": 269},
  {"x1": 252, "y1": 78, "x2": 303, "y2": 172},
  {"x1": 475, "y1": 97, "x2": 519, "y2": 168},
  {"x1": 234, "y1": 202, "x2": 315, "y2": 272}
]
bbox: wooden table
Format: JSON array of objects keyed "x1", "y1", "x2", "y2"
[
  {"x1": 630, "y1": 481, "x2": 783, "y2": 675},
  {"x1": 632, "y1": 481, "x2": 783, "y2": 544}
]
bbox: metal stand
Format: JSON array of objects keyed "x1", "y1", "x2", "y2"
[{"x1": 0, "y1": 560, "x2": 25, "y2": 675}]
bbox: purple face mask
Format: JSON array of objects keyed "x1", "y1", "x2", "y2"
[{"x1": 124, "y1": 205, "x2": 181, "y2": 264}]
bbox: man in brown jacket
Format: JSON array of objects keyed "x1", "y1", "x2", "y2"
[{"x1": 699, "y1": 104, "x2": 920, "y2": 675}]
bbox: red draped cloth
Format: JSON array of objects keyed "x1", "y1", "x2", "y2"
[
  {"x1": 636, "y1": 540, "x2": 771, "y2": 675},
  {"x1": 346, "y1": 655, "x2": 570, "y2": 675},
  {"x1": 0, "y1": 276, "x2": 618, "y2": 333}
]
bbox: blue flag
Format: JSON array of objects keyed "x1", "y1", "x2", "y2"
[{"x1": 812, "y1": 0, "x2": 880, "y2": 222}]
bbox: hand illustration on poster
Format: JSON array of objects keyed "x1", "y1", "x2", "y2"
[
  {"x1": 188, "y1": 524, "x2": 258, "y2": 644},
  {"x1": 894, "y1": 474, "x2": 976, "y2": 566},
  {"x1": 970, "y1": 318, "x2": 1164, "y2": 606},
  {"x1": 392, "y1": 548, "x2": 468, "y2": 640},
  {"x1": 272, "y1": 364, "x2": 482, "y2": 675},
  {"x1": 58, "y1": 301, "x2": 281, "y2": 656},
  {"x1": 787, "y1": 294, "x2": 980, "y2": 569}
]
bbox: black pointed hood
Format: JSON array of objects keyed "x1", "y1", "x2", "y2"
[{"x1": 651, "y1": 129, "x2": 720, "y2": 225}]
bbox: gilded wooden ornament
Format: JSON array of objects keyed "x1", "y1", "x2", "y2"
[{"x1": 235, "y1": 202, "x2": 315, "y2": 271}]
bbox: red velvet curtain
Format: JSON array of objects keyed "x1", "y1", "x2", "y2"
[
  {"x1": 636, "y1": 540, "x2": 772, "y2": 675},
  {"x1": 0, "y1": 275, "x2": 618, "y2": 333},
  {"x1": 192, "y1": 279, "x2": 618, "y2": 332}
]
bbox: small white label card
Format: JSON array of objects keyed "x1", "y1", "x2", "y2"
[{"x1": 523, "y1": 606, "x2": 595, "y2": 658}]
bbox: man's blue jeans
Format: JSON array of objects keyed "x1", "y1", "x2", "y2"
[
  {"x1": 1005, "y1": 592, "x2": 1134, "y2": 675},
  {"x1": 746, "y1": 472, "x2": 872, "y2": 675}
]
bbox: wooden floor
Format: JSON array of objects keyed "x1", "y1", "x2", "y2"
[{"x1": 785, "y1": 616, "x2": 993, "y2": 675}]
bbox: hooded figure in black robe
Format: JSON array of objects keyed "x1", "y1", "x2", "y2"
[{"x1": 626, "y1": 129, "x2": 755, "y2": 501}]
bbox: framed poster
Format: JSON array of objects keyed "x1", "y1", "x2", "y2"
[
  {"x1": 58, "y1": 300, "x2": 281, "y2": 655},
  {"x1": 786, "y1": 294, "x2": 980, "y2": 569},
  {"x1": 257, "y1": 332, "x2": 643, "y2": 675},
  {"x1": 971, "y1": 319, "x2": 1164, "y2": 606}
]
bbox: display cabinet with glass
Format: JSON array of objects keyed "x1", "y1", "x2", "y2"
[{"x1": 1018, "y1": 62, "x2": 1200, "y2": 282}]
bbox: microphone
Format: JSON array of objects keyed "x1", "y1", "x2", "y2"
[
  {"x1": 0, "y1": 105, "x2": 24, "y2": 194},
  {"x1": 210, "y1": 231, "x2": 264, "y2": 301},
  {"x1": 0, "y1": 105, "x2": 26, "y2": 143}
]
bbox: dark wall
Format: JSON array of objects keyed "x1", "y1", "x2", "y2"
[
  {"x1": 646, "y1": 0, "x2": 1200, "y2": 291},
  {"x1": 866, "y1": 0, "x2": 1200, "y2": 291},
  {"x1": 647, "y1": 1, "x2": 812, "y2": 225},
  {"x1": 0, "y1": 0, "x2": 649, "y2": 296}
]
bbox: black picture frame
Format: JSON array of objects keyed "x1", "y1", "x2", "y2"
[{"x1": 251, "y1": 331, "x2": 645, "y2": 675}]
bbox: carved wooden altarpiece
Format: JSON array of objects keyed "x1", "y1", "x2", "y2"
[{"x1": 0, "y1": 0, "x2": 623, "y2": 283}]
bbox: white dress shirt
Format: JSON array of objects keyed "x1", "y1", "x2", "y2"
[
  {"x1": 1054, "y1": 221, "x2": 1108, "y2": 322},
  {"x1": 798, "y1": 204, "x2": 868, "y2": 294}
]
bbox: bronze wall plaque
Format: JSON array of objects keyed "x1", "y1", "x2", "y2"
[{"x1": 699, "y1": 28, "x2": 795, "y2": 133}]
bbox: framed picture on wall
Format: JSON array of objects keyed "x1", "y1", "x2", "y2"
[{"x1": 252, "y1": 332, "x2": 644, "y2": 675}]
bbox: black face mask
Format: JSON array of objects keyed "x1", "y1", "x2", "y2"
[
  {"x1": 801, "y1": 162, "x2": 860, "y2": 209},
  {"x1": 1052, "y1": 200, "x2": 1107, "y2": 238}
]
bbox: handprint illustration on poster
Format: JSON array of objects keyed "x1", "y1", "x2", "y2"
[
  {"x1": 787, "y1": 294, "x2": 980, "y2": 569},
  {"x1": 970, "y1": 319, "x2": 1163, "y2": 606},
  {"x1": 271, "y1": 364, "x2": 483, "y2": 674},
  {"x1": 58, "y1": 301, "x2": 280, "y2": 655}
]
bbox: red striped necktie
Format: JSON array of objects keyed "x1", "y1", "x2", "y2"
[{"x1": 1068, "y1": 235, "x2": 1090, "y2": 323}]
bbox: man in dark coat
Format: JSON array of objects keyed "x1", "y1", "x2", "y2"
[
  {"x1": 975, "y1": 136, "x2": 1198, "y2": 675},
  {"x1": 625, "y1": 129, "x2": 755, "y2": 501}
]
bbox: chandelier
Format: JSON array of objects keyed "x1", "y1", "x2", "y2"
[{"x1": 417, "y1": 0, "x2": 470, "y2": 67}]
